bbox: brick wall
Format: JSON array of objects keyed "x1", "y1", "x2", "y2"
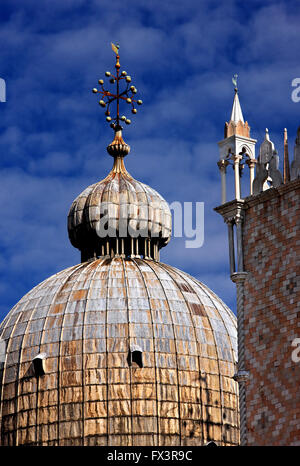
[{"x1": 243, "y1": 179, "x2": 300, "y2": 445}]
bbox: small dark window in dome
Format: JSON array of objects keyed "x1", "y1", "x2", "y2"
[
  {"x1": 128, "y1": 345, "x2": 143, "y2": 368},
  {"x1": 33, "y1": 353, "x2": 47, "y2": 377}
]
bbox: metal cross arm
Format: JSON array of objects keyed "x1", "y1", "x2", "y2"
[{"x1": 92, "y1": 43, "x2": 143, "y2": 129}]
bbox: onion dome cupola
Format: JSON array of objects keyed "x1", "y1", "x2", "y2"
[{"x1": 68, "y1": 44, "x2": 171, "y2": 263}]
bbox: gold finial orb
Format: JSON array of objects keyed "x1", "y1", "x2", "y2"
[
  {"x1": 98, "y1": 79, "x2": 104, "y2": 85},
  {"x1": 137, "y1": 100, "x2": 143, "y2": 105},
  {"x1": 92, "y1": 88, "x2": 98, "y2": 93},
  {"x1": 125, "y1": 119, "x2": 131, "y2": 125},
  {"x1": 105, "y1": 71, "x2": 111, "y2": 77}
]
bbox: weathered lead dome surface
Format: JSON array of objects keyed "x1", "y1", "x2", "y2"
[
  {"x1": 68, "y1": 155, "x2": 172, "y2": 263},
  {"x1": 0, "y1": 50, "x2": 239, "y2": 447},
  {"x1": 0, "y1": 257, "x2": 238, "y2": 446}
]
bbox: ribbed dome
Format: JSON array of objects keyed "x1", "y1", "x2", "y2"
[
  {"x1": 68, "y1": 159, "x2": 171, "y2": 262},
  {"x1": 0, "y1": 52, "x2": 239, "y2": 448},
  {"x1": 0, "y1": 257, "x2": 238, "y2": 446},
  {"x1": 68, "y1": 129, "x2": 172, "y2": 263}
]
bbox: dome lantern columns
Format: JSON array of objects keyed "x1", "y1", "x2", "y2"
[{"x1": 79, "y1": 236, "x2": 162, "y2": 263}]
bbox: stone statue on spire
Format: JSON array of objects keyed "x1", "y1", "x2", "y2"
[{"x1": 291, "y1": 126, "x2": 300, "y2": 180}]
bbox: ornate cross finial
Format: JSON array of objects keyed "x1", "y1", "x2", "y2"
[
  {"x1": 92, "y1": 43, "x2": 143, "y2": 131},
  {"x1": 232, "y1": 74, "x2": 238, "y2": 92}
]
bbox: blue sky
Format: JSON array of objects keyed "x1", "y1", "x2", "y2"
[{"x1": 0, "y1": 0, "x2": 300, "y2": 322}]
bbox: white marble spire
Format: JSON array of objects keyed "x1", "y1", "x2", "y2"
[
  {"x1": 230, "y1": 89, "x2": 244, "y2": 124},
  {"x1": 218, "y1": 81, "x2": 257, "y2": 203}
]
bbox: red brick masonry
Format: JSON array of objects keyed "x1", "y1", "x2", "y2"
[{"x1": 243, "y1": 179, "x2": 300, "y2": 445}]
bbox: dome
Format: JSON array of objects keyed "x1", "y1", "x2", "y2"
[
  {"x1": 0, "y1": 257, "x2": 238, "y2": 446},
  {"x1": 0, "y1": 48, "x2": 239, "y2": 447},
  {"x1": 68, "y1": 129, "x2": 172, "y2": 263}
]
